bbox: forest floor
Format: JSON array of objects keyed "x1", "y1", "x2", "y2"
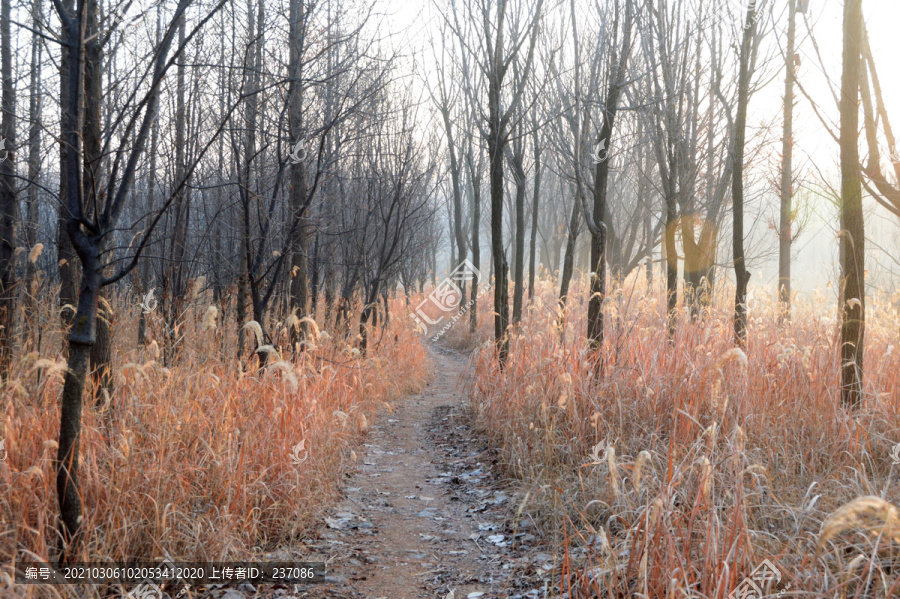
[{"x1": 268, "y1": 343, "x2": 554, "y2": 599}]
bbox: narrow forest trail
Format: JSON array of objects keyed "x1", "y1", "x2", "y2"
[{"x1": 286, "y1": 344, "x2": 554, "y2": 599}]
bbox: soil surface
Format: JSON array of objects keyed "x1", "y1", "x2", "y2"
[{"x1": 282, "y1": 344, "x2": 554, "y2": 599}]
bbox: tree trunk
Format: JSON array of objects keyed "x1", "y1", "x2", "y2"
[
  {"x1": 557, "y1": 186, "x2": 581, "y2": 337},
  {"x1": 489, "y1": 131, "x2": 509, "y2": 366},
  {"x1": 681, "y1": 214, "x2": 701, "y2": 320},
  {"x1": 288, "y1": 0, "x2": 310, "y2": 351},
  {"x1": 587, "y1": 0, "x2": 632, "y2": 354},
  {"x1": 57, "y1": 0, "x2": 78, "y2": 328},
  {"x1": 467, "y1": 148, "x2": 481, "y2": 334},
  {"x1": 731, "y1": 2, "x2": 756, "y2": 348},
  {"x1": 82, "y1": 0, "x2": 112, "y2": 396},
  {"x1": 52, "y1": 0, "x2": 198, "y2": 561},
  {"x1": 510, "y1": 148, "x2": 526, "y2": 324},
  {"x1": 443, "y1": 108, "x2": 467, "y2": 309},
  {"x1": 664, "y1": 191, "x2": 678, "y2": 339},
  {"x1": 236, "y1": 0, "x2": 261, "y2": 359},
  {"x1": 359, "y1": 280, "x2": 380, "y2": 356},
  {"x1": 54, "y1": 0, "x2": 87, "y2": 558},
  {"x1": 165, "y1": 17, "x2": 190, "y2": 364},
  {"x1": 90, "y1": 290, "x2": 112, "y2": 401},
  {"x1": 0, "y1": 0, "x2": 18, "y2": 376},
  {"x1": 324, "y1": 259, "x2": 335, "y2": 324},
  {"x1": 309, "y1": 231, "x2": 320, "y2": 318},
  {"x1": 528, "y1": 142, "x2": 541, "y2": 300},
  {"x1": 138, "y1": 25, "x2": 161, "y2": 346},
  {"x1": 587, "y1": 142, "x2": 610, "y2": 353},
  {"x1": 23, "y1": 0, "x2": 43, "y2": 344},
  {"x1": 778, "y1": 0, "x2": 797, "y2": 325},
  {"x1": 57, "y1": 314, "x2": 94, "y2": 561},
  {"x1": 838, "y1": 0, "x2": 864, "y2": 408}
]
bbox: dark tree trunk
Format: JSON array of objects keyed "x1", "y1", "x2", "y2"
[
  {"x1": 137, "y1": 42, "x2": 160, "y2": 346},
  {"x1": 731, "y1": 2, "x2": 756, "y2": 348},
  {"x1": 839, "y1": 0, "x2": 865, "y2": 408},
  {"x1": 54, "y1": 0, "x2": 88, "y2": 557},
  {"x1": 681, "y1": 215, "x2": 701, "y2": 320},
  {"x1": 236, "y1": 0, "x2": 261, "y2": 359},
  {"x1": 57, "y1": 0, "x2": 78, "y2": 329},
  {"x1": 82, "y1": 0, "x2": 112, "y2": 396},
  {"x1": 323, "y1": 260, "x2": 335, "y2": 324},
  {"x1": 528, "y1": 144, "x2": 541, "y2": 300},
  {"x1": 165, "y1": 17, "x2": 190, "y2": 364},
  {"x1": 587, "y1": 144, "x2": 610, "y2": 353},
  {"x1": 488, "y1": 127, "x2": 509, "y2": 366},
  {"x1": 288, "y1": 0, "x2": 310, "y2": 351},
  {"x1": 236, "y1": 238, "x2": 249, "y2": 357},
  {"x1": 89, "y1": 289, "x2": 113, "y2": 401},
  {"x1": 23, "y1": 0, "x2": 43, "y2": 343},
  {"x1": 588, "y1": 0, "x2": 632, "y2": 354},
  {"x1": 557, "y1": 186, "x2": 581, "y2": 336},
  {"x1": 664, "y1": 191, "x2": 678, "y2": 339},
  {"x1": 309, "y1": 231, "x2": 320, "y2": 317},
  {"x1": 467, "y1": 149, "x2": 481, "y2": 334},
  {"x1": 52, "y1": 0, "x2": 207, "y2": 561},
  {"x1": 359, "y1": 280, "x2": 380, "y2": 356},
  {"x1": 0, "y1": 0, "x2": 18, "y2": 376}
]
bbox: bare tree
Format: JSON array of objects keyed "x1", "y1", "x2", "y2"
[
  {"x1": 0, "y1": 0, "x2": 16, "y2": 376},
  {"x1": 838, "y1": 0, "x2": 864, "y2": 408},
  {"x1": 52, "y1": 0, "x2": 227, "y2": 559},
  {"x1": 731, "y1": 1, "x2": 758, "y2": 347},
  {"x1": 80, "y1": 0, "x2": 114, "y2": 397},
  {"x1": 464, "y1": 111, "x2": 484, "y2": 334},
  {"x1": 449, "y1": 0, "x2": 543, "y2": 366},
  {"x1": 23, "y1": 0, "x2": 44, "y2": 343},
  {"x1": 777, "y1": 0, "x2": 800, "y2": 324},
  {"x1": 287, "y1": 0, "x2": 310, "y2": 350},
  {"x1": 527, "y1": 104, "x2": 542, "y2": 301},
  {"x1": 431, "y1": 23, "x2": 469, "y2": 310},
  {"x1": 506, "y1": 119, "x2": 528, "y2": 324},
  {"x1": 641, "y1": 0, "x2": 696, "y2": 339},
  {"x1": 57, "y1": 0, "x2": 78, "y2": 328},
  {"x1": 859, "y1": 20, "x2": 900, "y2": 220},
  {"x1": 584, "y1": 0, "x2": 634, "y2": 354}
]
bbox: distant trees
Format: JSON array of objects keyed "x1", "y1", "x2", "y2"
[
  {"x1": 443, "y1": 0, "x2": 543, "y2": 366},
  {"x1": 642, "y1": 0, "x2": 699, "y2": 339},
  {"x1": 433, "y1": 0, "x2": 802, "y2": 358}
]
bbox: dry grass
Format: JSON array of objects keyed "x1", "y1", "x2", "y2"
[
  {"x1": 470, "y1": 271, "x2": 900, "y2": 597},
  {"x1": 0, "y1": 289, "x2": 427, "y2": 593}
]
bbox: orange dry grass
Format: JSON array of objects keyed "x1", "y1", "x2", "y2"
[
  {"x1": 471, "y1": 271, "x2": 900, "y2": 597},
  {"x1": 0, "y1": 293, "x2": 426, "y2": 572}
]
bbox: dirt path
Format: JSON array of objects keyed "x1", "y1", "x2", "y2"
[{"x1": 290, "y1": 345, "x2": 552, "y2": 599}]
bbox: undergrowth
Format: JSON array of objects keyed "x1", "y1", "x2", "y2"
[
  {"x1": 0, "y1": 289, "x2": 427, "y2": 593},
  {"x1": 470, "y1": 272, "x2": 900, "y2": 598}
]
